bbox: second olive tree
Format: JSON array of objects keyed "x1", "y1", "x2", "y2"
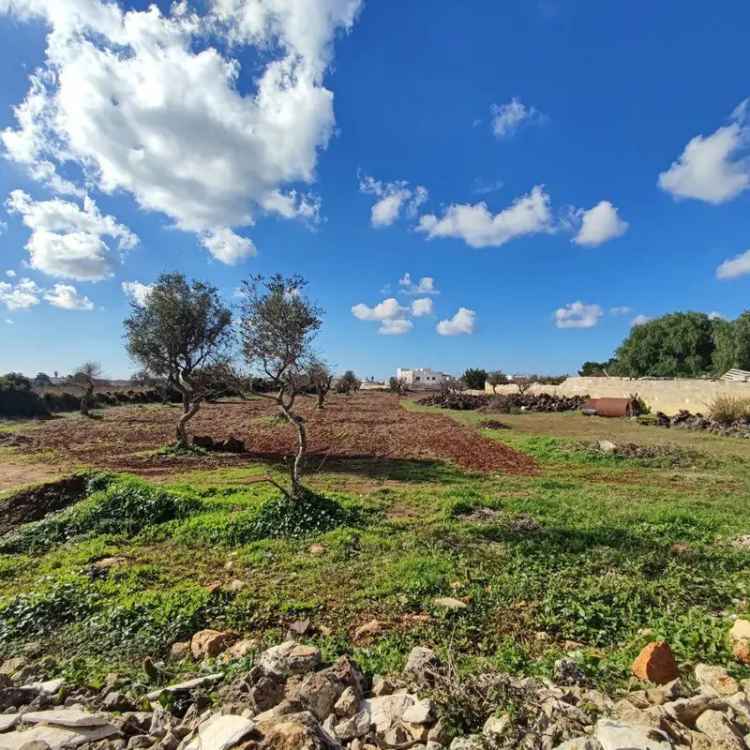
[{"x1": 239, "y1": 274, "x2": 322, "y2": 500}]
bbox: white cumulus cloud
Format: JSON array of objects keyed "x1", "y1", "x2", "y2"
[
  {"x1": 399, "y1": 273, "x2": 439, "y2": 295},
  {"x1": 122, "y1": 281, "x2": 154, "y2": 307},
  {"x1": 0, "y1": 0, "x2": 361, "y2": 261},
  {"x1": 359, "y1": 175, "x2": 428, "y2": 228},
  {"x1": 491, "y1": 97, "x2": 543, "y2": 139},
  {"x1": 658, "y1": 99, "x2": 750, "y2": 204},
  {"x1": 411, "y1": 298, "x2": 433, "y2": 317},
  {"x1": 44, "y1": 283, "x2": 94, "y2": 310},
  {"x1": 631, "y1": 314, "x2": 652, "y2": 327},
  {"x1": 716, "y1": 249, "x2": 750, "y2": 280},
  {"x1": 5, "y1": 270, "x2": 16, "y2": 278},
  {"x1": 379, "y1": 318, "x2": 413, "y2": 335},
  {"x1": 436, "y1": 307, "x2": 476, "y2": 336},
  {"x1": 572, "y1": 201, "x2": 629, "y2": 246},
  {"x1": 417, "y1": 186, "x2": 554, "y2": 248},
  {"x1": 6, "y1": 190, "x2": 137, "y2": 281},
  {"x1": 554, "y1": 301, "x2": 603, "y2": 329},
  {"x1": 0, "y1": 277, "x2": 42, "y2": 311},
  {"x1": 351, "y1": 297, "x2": 407, "y2": 322}
]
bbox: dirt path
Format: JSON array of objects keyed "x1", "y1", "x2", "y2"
[{"x1": 0, "y1": 459, "x2": 65, "y2": 495}]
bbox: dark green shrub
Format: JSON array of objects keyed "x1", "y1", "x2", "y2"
[{"x1": 0, "y1": 372, "x2": 49, "y2": 417}]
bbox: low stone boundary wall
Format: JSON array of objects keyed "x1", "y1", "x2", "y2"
[{"x1": 484, "y1": 377, "x2": 750, "y2": 416}]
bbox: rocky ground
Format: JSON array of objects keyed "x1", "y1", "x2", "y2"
[{"x1": 1, "y1": 621, "x2": 749, "y2": 750}]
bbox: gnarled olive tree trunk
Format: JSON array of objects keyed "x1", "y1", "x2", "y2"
[
  {"x1": 277, "y1": 390, "x2": 307, "y2": 500},
  {"x1": 174, "y1": 372, "x2": 201, "y2": 448}
]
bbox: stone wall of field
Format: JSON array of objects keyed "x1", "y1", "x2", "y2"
[{"x1": 484, "y1": 377, "x2": 750, "y2": 415}]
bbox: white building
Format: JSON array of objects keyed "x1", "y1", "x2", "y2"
[{"x1": 396, "y1": 368, "x2": 450, "y2": 387}]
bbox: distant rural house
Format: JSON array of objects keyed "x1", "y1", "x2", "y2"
[{"x1": 396, "y1": 368, "x2": 450, "y2": 388}]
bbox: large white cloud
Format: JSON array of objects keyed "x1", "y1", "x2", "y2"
[
  {"x1": 121, "y1": 280, "x2": 153, "y2": 306},
  {"x1": 6, "y1": 190, "x2": 137, "y2": 280},
  {"x1": 490, "y1": 97, "x2": 542, "y2": 139},
  {"x1": 716, "y1": 249, "x2": 750, "y2": 280},
  {"x1": 44, "y1": 283, "x2": 94, "y2": 310},
  {"x1": 436, "y1": 307, "x2": 476, "y2": 336},
  {"x1": 658, "y1": 100, "x2": 750, "y2": 204},
  {"x1": 572, "y1": 201, "x2": 628, "y2": 246},
  {"x1": 417, "y1": 186, "x2": 554, "y2": 248},
  {"x1": 359, "y1": 175, "x2": 428, "y2": 228},
  {"x1": 554, "y1": 301, "x2": 603, "y2": 329},
  {"x1": 0, "y1": 278, "x2": 42, "y2": 310},
  {"x1": 0, "y1": 0, "x2": 361, "y2": 261},
  {"x1": 351, "y1": 296, "x2": 414, "y2": 336}
]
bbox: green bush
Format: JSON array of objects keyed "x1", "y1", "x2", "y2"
[
  {"x1": 0, "y1": 478, "x2": 203, "y2": 553},
  {"x1": 0, "y1": 372, "x2": 49, "y2": 417}
]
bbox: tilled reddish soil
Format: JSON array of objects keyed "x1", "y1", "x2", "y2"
[{"x1": 13, "y1": 393, "x2": 537, "y2": 476}]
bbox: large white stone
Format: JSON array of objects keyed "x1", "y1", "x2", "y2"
[
  {"x1": 182, "y1": 714, "x2": 255, "y2": 750},
  {"x1": 22, "y1": 709, "x2": 111, "y2": 728},
  {"x1": 0, "y1": 716, "x2": 18, "y2": 734},
  {"x1": 553, "y1": 739, "x2": 603, "y2": 750},
  {"x1": 594, "y1": 719, "x2": 672, "y2": 750},
  {"x1": 0, "y1": 723, "x2": 119, "y2": 750},
  {"x1": 362, "y1": 693, "x2": 416, "y2": 733},
  {"x1": 24, "y1": 679, "x2": 64, "y2": 696},
  {"x1": 146, "y1": 673, "x2": 223, "y2": 701}
]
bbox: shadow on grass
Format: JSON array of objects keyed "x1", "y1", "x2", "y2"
[{"x1": 240, "y1": 452, "x2": 469, "y2": 484}]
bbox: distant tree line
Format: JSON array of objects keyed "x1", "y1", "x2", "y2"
[{"x1": 580, "y1": 311, "x2": 750, "y2": 378}]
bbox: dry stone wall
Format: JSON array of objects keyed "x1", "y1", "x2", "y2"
[{"x1": 484, "y1": 377, "x2": 750, "y2": 416}]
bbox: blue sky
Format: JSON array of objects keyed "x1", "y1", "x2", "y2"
[{"x1": 1, "y1": 1, "x2": 749, "y2": 380}]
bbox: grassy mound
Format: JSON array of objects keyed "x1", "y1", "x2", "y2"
[{"x1": 0, "y1": 476, "x2": 203, "y2": 553}]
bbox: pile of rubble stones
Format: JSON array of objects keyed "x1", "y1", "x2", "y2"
[
  {"x1": 654, "y1": 411, "x2": 750, "y2": 438},
  {"x1": 0, "y1": 620, "x2": 748, "y2": 750}
]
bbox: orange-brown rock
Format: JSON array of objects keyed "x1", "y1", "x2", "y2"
[
  {"x1": 631, "y1": 641, "x2": 679, "y2": 684},
  {"x1": 190, "y1": 629, "x2": 238, "y2": 659}
]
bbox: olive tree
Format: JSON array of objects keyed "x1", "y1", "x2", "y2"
[
  {"x1": 486, "y1": 370, "x2": 509, "y2": 393},
  {"x1": 307, "y1": 359, "x2": 334, "y2": 409},
  {"x1": 124, "y1": 273, "x2": 233, "y2": 448},
  {"x1": 336, "y1": 370, "x2": 361, "y2": 394},
  {"x1": 73, "y1": 362, "x2": 101, "y2": 416},
  {"x1": 239, "y1": 274, "x2": 322, "y2": 500}
]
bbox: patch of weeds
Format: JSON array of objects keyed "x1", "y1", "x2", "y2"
[
  {"x1": 0, "y1": 478, "x2": 203, "y2": 554},
  {"x1": 83, "y1": 586, "x2": 212, "y2": 657},
  {"x1": 170, "y1": 491, "x2": 364, "y2": 547},
  {"x1": 0, "y1": 578, "x2": 101, "y2": 644}
]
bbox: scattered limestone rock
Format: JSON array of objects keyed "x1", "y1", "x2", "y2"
[
  {"x1": 333, "y1": 687, "x2": 359, "y2": 719},
  {"x1": 694, "y1": 663, "x2": 739, "y2": 696},
  {"x1": 22, "y1": 709, "x2": 111, "y2": 728},
  {"x1": 631, "y1": 642, "x2": 680, "y2": 685},
  {"x1": 403, "y1": 647, "x2": 440, "y2": 685},
  {"x1": 402, "y1": 699, "x2": 435, "y2": 725},
  {"x1": 260, "y1": 711, "x2": 338, "y2": 749},
  {"x1": 694, "y1": 709, "x2": 745, "y2": 750},
  {"x1": 593, "y1": 719, "x2": 672, "y2": 750},
  {"x1": 362, "y1": 693, "x2": 416, "y2": 733},
  {"x1": 308, "y1": 544, "x2": 326, "y2": 556},
  {"x1": 182, "y1": 714, "x2": 255, "y2": 750},
  {"x1": 220, "y1": 640, "x2": 257, "y2": 663},
  {"x1": 0, "y1": 660, "x2": 26, "y2": 678},
  {"x1": 432, "y1": 597, "x2": 467, "y2": 611},
  {"x1": 333, "y1": 709, "x2": 369, "y2": 741},
  {"x1": 23, "y1": 680, "x2": 63, "y2": 697},
  {"x1": 482, "y1": 714, "x2": 510, "y2": 739},
  {"x1": 258, "y1": 642, "x2": 321, "y2": 678},
  {"x1": 553, "y1": 739, "x2": 603, "y2": 750},
  {"x1": 190, "y1": 631, "x2": 237, "y2": 660},
  {"x1": 0, "y1": 715, "x2": 19, "y2": 733},
  {"x1": 729, "y1": 619, "x2": 750, "y2": 665},
  {"x1": 0, "y1": 723, "x2": 120, "y2": 750},
  {"x1": 352, "y1": 620, "x2": 387, "y2": 642},
  {"x1": 170, "y1": 640, "x2": 192, "y2": 659},
  {"x1": 146, "y1": 674, "x2": 223, "y2": 701}
]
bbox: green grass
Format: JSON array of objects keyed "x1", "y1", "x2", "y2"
[{"x1": 0, "y1": 408, "x2": 749, "y2": 692}]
